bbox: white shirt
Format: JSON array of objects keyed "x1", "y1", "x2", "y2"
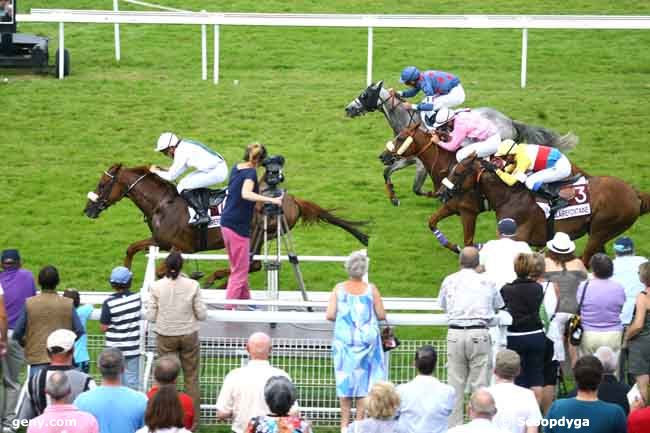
[
  {"x1": 612, "y1": 255, "x2": 648, "y2": 325},
  {"x1": 439, "y1": 268, "x2": 504, "y2": 327},
  {"x1": 448, "y1": 418, "x2": 511, "y2": 433},
  {"x1": 480, "y1": 238, "x2": 532, "y2": 289},
  {"x1": 396, "y1": 375, "x2": 455, "y2": 433},
  {"x1": 487, "y1": 382, "x2": 542, "y2": 433},
  {"x1": 156, "y1": 140, "x2": 225, "y2": 182},
  {"x1": 216, "y1": 360, "x2": 297, "y2": 433}
]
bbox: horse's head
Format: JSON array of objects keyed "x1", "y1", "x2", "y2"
[
  {"x1": 381, "y1": 123, "x2": 429, "y2": 163},
  {"x1": 345, "y1": 80, "x2": 385, "y2": 117},
  {"x1": 84, "y1": 164, "x2": 126, "y2": 218},
  {"x1": 436, "y1": 153, "x2": 482, "y2": 203}
]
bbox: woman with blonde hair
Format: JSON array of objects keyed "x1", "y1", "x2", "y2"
[
  {"x1": 347, "y1": 382, "x2": 399, "y2": 433},
  {"x1": 326, "y1": 250, "x2": 386, "y2": 433},
  {"x1": 219, "y1": 143, "x2": 283, "y2": 304}
]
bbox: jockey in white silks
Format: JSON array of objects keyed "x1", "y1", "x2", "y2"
[
  {"x1": 431, "y1": 107, "x2": 502, "y2": 162},
  {"x1": 150, "y1": 132, "x2": 228, "y2": 225},
  {"x1": 396, "y1": 66, "x2": 466, "y2": 129}
]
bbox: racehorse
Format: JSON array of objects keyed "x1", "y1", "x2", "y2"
[
  {"x1": 385, "y1": 123, "x2": 585, "y2": 255},
  {"x1": 440, "y1": 154, "x2": 650, "y2": 264},
  {"x1": 345, "y1": 80, "x2": 579, "y2": 205},
  {"x1": 84, "y1": 164, "x2": 369, "y2": 286}
]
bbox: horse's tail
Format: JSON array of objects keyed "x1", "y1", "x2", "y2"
[
  {"x1": 513, "y1": 120, "x2": 579, "y2": 152},
  {"x1": 638, "y1": 190, "x2": 650, "y2": 216},
  {"x1": 293, "y1": 198, "x2": 369, "y2": 246}
]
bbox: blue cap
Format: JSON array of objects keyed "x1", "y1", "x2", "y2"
[
  {"x1": 1, "y1": 249, "x2": 20, "y2": 264},
  {"x1": 109, "y1": 266, "x2": 133, "y2": 285},
  {"x1": 400, "y1": 66, "x2": 420, "y2": 84},
  {"x1": 613, "y1": 237, "x2": 634, "y2": 254},
  {"x1": 497, "y1": 218, "x2": 517, "y2": 237}
]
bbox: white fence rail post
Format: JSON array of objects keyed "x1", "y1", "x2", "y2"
[
  {"x1": 58, "y1": 22, "x2": 64, "y2": 79},
  {"x1": 113, "y1": 0, "x2": 121, "y2": 61},
  {"x1": 213, "y1": 24, "x2": 219, "y2": 84},
  {"x1": 366, "y1": 26, "x2": 373, "y2": 86},
  {"x1": 521, "y1": 27, "x2": 528, "y2": 88},
  {"x1": 201, "y1": 10, "x2": 207, "y2": 81}
]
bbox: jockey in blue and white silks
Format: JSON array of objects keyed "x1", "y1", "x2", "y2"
[{"x1": 397, "y1": 66, "x2": 466, "y2": 129}]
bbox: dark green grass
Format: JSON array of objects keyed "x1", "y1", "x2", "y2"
[{"x1": 3, "y1": 1, "x2": 650, "y2": 431}]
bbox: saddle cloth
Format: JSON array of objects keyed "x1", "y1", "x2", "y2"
[{"x1": 537, "y1": 176, "x2": 591, "y2": 220}]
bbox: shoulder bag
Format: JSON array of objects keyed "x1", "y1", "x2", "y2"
[{"x1": 567, "y1": 281, "x2": 589, "y2": 346}]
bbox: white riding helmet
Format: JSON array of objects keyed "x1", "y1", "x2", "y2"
[
  {"x1": 433, "y1": 107, "x2": 456, "y2": 128},
  {"x1": 155, "y1": 132, "x2": 180, "y2": 152}
]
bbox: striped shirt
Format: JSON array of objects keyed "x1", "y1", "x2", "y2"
[{"x1": 100, "y1": 291, "x2": 142, "y2": 357}]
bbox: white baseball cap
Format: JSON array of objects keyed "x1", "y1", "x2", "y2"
[{"x1": 47, "y1": 329, "x2": 77, "y2": 352}]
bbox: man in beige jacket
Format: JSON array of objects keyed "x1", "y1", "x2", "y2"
[{"x1": 145, "y1": 252, "x2": 207, "y2": 431}]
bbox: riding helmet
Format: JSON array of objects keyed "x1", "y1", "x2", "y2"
[
  {"x1": 400, "y1": 66, "x2": 420, "y2": 84},
  {"x1": 155, "y1": 132, "x2": 180, "y2": 152}
]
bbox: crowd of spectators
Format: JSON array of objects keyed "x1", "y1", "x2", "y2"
[{"x1": 0, "y1": 223, "x2": 648, "y2": 433}]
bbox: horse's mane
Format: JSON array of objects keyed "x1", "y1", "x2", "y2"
[{"x1": 128, "y1": 165, "x2": 179, "y2": 196}]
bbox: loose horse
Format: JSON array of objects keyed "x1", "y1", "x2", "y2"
[
  {"x1": 441, "y1": 154, "x2": 650, "y2": 263},
  {"x1": 345, "y1": 80, "x2": 578, "y2": 205},
  {"x1": 84, "y1": 164, "x2": 369, "y2": 286}
]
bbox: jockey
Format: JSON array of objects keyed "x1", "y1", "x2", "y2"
[
  {"x1": 493, "y1": 140, "x2": 572, "y2": 208},
  {"x1": 396, "y1": 66, "x2": 466, "y2": 128},
  {"x1": 431, "y1": 107, "x2": 502, "y2": 162},
  {"x1": 150, "y1": 132, "x2": 228, "y2": 226}
]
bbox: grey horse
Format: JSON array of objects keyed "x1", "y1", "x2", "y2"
[{"x1": 345, "y1": 80, "x2": 578, "y2": 206}]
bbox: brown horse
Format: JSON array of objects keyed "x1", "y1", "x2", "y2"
[
  {"x1": 441, "y1": 154, "x2": 650, "y2": 263},
  {"x1": 386, "y1": 123, "x2": 586, "y2": 254},
  {"x1": 84, "y1": 164, "x2": 369, "y2": 286}
]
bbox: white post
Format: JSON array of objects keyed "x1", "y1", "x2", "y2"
[
  {"x1": 213, "y1": 24, "x2": 219, "y2": 84},
  {"x1": 520, "y1": 27, "x2": 528, "y2": 88},
  {"x1": 366, "y1": 26, "x2": 373, "y2": 86},
  {"x1": 113, "y1": 0, "x2": 121, "y2": 62},
  {"x1": 201, "y1": 11, "x2": 207, "y2": 81},
  {"x1": 58, "y1": 22, "x2": 64, "y2": 79}
]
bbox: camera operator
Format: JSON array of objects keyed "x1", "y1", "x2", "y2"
[{"x1": 220, "y1": 143, "x2": 283, "y2": 306}]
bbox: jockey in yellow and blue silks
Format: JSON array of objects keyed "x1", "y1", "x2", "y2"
[
  {"x1": 396, "y1": 66, "x2": 466, "y2": 129},
  {"x1": 493, "y1": 140, "x2": 572, "y2": 208}
]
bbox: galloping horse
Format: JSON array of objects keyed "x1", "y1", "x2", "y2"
[
  {"x1": 84, "y1": 164, "x2": 369, "y2": 286},
  {"x1": 345, "y1": 81, "x2": 578, "y2": 205},
  {"x1": 440, "y1": 154, "x2": 650, "y2": 263}
]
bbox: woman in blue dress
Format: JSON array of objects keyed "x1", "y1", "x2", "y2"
[{"x1": 326, "y1": 250, "x2": 387, "y2": 433}]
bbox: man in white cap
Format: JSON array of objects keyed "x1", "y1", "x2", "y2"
[
  {"x1": 19, "y1": 329, "x2": 96, "y2": 420},
  {"x1": 479, "y1": 218, "x2": 532, "y2": 290},
  {"x1": 150, "y1": 132, "x2": 228, "y2": 225}
]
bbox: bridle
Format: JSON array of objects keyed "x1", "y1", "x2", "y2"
[
  {"x1": 88, "y1": 166, "x2": 149, "y2": 211},
  {"x1": 356, "y1": 86, "x2": 419, "y2": 126}
]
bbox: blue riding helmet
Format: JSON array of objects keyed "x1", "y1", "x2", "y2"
[{"x1": 400, "y1": 66, "x2": 420, "y2": 84}]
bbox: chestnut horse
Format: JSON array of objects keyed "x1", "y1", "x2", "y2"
[
  {"x1": 84, "y1": 164, "x2": 369, "y2": 286},
  {"x1": 441, "y1": 154, "x2": 650, "y2": 263}
]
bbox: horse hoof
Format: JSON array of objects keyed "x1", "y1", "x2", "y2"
[
  {"x1": 391, "y1": 199, "x2": 400, "y2": 207},
  {"x1": 190, "y1": 271, "x2": 205, "y2": 280}
]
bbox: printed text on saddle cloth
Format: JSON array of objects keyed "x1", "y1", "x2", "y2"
[{"x1": 537, "y1": 177, "x2": 591, "y2": 220}]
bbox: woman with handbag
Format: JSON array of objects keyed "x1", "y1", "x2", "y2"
[
  {"x1": 326, "y1": 250, "x2": 386, "y2": 433},
  {"x1": 577, "y1": 253, "x2": 625, "y2": 357}
]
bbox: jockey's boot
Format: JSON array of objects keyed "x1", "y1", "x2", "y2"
[
  {"x1": 536, "y1": 184, "x2": 568, "y2": 213},
  {"x1": 181, "y1": 190, "x2": 210, "y2": 226}
]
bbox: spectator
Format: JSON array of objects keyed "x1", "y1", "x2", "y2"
[
  {"x1": 219, "y1": 143, "x2": 283, "y2": 302},
  {"x1": 326, "y1": 250, "x2": 386, "y2": 432},
  {"x1": 567, "y1": 346, "x2": 630, "y2": 415},
  {"x1": 347, "y1": 382, "x2": 399, "y2": 433},
  {"x1": 246, "y1": 376, "x2": 312, "y2": 433},
  {"x1": 146, "y1": 251, "x2": 206, "y2": 429},
  {"x1": 501, "y1": 253, "x2": 545, "y2": 402},
  {"x1": 0, "y1": 0, "x2": 13, "y2": 21},
  {"x1": 439, "y1": 247, "x2": 504, "y2": 427},
  {"x1": 19, "y1": 329, "x2": 96, "y2": 420},
  {"x1": 577, "y1": 254, "x2": 625, "y2": 357},
  {"x1": 146, "y1": 355, "x2": 195, "y2": 431},
  {"x1": 100, "y1": 266, "x2": 141, "y2": 390},
  {"x1": 543, "y1": 232, "x2": 588, "y2": 367},
  {"x1": 447, "y1": 388, "x2": 508, "y2": 433},
  {"x1": 624, "y1": 261, "x2": 650, "y2": 404},
  {"x1": 216, "y1": 332, "x2": 298, "y2": 433},
  {"x1": 612, "y1": 237, "x2": 648, "y2": 326},
  {"x1": 136, "y1": 385, "x2": 191, "y2": 433},
  {"x1": 488, "y1": 350, "x2": 542, "y2": 433},
  {"x1": 74, "y1": 348, "x2": 148, "y2": 433},
  {"x1": 13, "y1": 265, "x2": 84, "y2": 378},
  {"x1": 62, "y1": 289, "x2": 93, "y2": 373},
  {"x1": 395, "y1": 344, "x2": 455, "y2": 433},
  {"x1": 544, "y1": 355, "x2": 626, "y2": 433},
  {"x1": 479, "y1": 218, "x2": 532, "y2": 290},
  {"x1": 26, "y1": 372, "x2": 98, "y2": 433},
  {"x1": 628, "y1": 398, "x2": 650, "y2": 433}
]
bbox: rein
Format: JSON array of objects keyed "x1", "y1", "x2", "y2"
[
  {"x1": 376, "y1": 92, "x2": 419, "y2": 126},
  {"x1": 97, "y1": 168, "x2": 150, "y2": 209}
]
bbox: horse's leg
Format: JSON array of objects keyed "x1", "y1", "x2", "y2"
[
  {"x1": 460, "y1": 211, "x2": 479, "y2": 248},
  {"x1": 204, "y1": 267, "x2": 231, "y2": 288},
  {"x1": 124, "y1": 238, "x2": 156, "y2": 269},
  {"x1": 581, "y1": 220, "x2": 634, "y2": 266},
  {"x1": 383, "y1": 166, "x2": 400, "y2": 207},
  {"x1": 412, "y1": 158, "x2": 434, "y2": 198},
  {"x1": 428, "y1": 205, "x2": 462, "y2": 253}
]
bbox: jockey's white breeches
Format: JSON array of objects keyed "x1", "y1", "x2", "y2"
[
  {"x1": 420, "y1": 84, "x2": 466, "y2": 128},
  {"x1": 525, "y1": 155, "x2": 572, "y2": 190},
  {"x1": 455, "y1": 133, "x2": 502, "y2": 162},
  {"x1": 176, "y1": 162, "x2": 228, "y2": 193}
]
